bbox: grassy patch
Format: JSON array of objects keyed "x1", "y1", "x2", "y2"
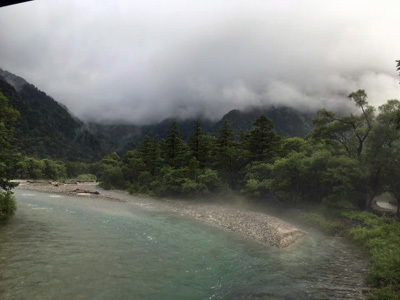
[
  {"x1": 76, "y1": 174, "x2": 97, "y2": 182},
  {"x1": 344, "y1": 211, "x2": 400, "y2": 299},
  {"x1": 299, "y1": 211, "x2": 345, "y2": 235}
]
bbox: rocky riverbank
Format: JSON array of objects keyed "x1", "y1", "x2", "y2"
[{"x1": 15, "y1": 180, "x2": 305, "y2": 248}]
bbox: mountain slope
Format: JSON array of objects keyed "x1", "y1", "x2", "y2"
[{"x1": 0, "y1": 70, "x2": 109, "y2": 161}]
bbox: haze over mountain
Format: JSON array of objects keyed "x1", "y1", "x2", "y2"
[
  {"x1": 0, "y1": 69, "x2": 313, "y2": 159},
  {"x1": 0, "y1": 1, "x2": 399, "y2": 125}
]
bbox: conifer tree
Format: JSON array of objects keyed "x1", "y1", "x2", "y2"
[
  {"x1": 163, "y1": 121, "x2": 188, "y2": 168},
  {"x1": 245, "y1": 115, "x2": 281, "y2": 162}
]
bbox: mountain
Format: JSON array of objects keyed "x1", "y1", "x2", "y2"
[
  {"x1": 214, "y1": 106, "x2": 314, "y2": 138},
  {"x1": 0, "y1": 68, "x2": 315, "y2": 161},
  {"x1": 0, "y1": 69, "x2": 110, "y2": 161}
]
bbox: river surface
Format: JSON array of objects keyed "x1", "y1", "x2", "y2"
[{"x1": 0, "y1": 189, "x2": 367, "y2": 299}]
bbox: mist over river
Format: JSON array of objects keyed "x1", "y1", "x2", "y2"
[{"x1": 0, "y1": 189, "x2": 367, "y2": 299}]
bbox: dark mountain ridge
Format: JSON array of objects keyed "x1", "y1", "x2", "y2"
[
  {"x1": 0, "y1": 69, "x2": 315, "y2": 160},
  {"x1": 0, "y1": 70, "x2": 109, "y2": 161}
]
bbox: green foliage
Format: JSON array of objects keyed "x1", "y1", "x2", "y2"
[
  {"x1": 98, "y1": 166, "x2": 124, "y2": 190},
  {"x1": 97, "y1": 152, "x2": 125, "y2": 190},
  {"x1": 281, "y1": 137, "x2": 307, "y2": 155},
  {"x1": 138, "y1": 136, "x2": 163, "y2": 175},
  {"x1": 313, "y1": 90, "x2": 374, "y2": 158},
  {"x1": 0, "y1": 92, "x2": 19, "y2": 223},
  {"x1": 162, "y1": 121, "x2": 189, "y2": 168},
  {"x1": 344, "y1": 211, "x2": 400, "y2": 297},
  {"x1": 76, "y1": 174, "x2": 97, "y2": 182},
  {"x1": 188, "y1": 121, "x2": 213, "y2": 168},
  {"x1": 64, "y1": 161, "x2": 99, "y2": 178},
  {"x1": 243, "y1": 115, "x2": 281, "y2": 162},
  {"x1": 0, "y1": 191, "x2": 16, "y2": 223},
  {"x1": 14, "y1": 156, "x2": 67, "y2": 180},
  {"x1": 367, "y1": 287, "x2": 399, "y2": 300},
  {"x1": 241, "y1": 163, "x2": 273, "y2": 198},
  {"x1": 0, "y1": 92, "x2": 19, "y2": 191}
]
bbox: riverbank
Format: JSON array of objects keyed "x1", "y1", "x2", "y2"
[
  {"x1": 300, "y1": 205, "x2": 400, "y2": 299},
  {"x1": 15, "y1": 180, "x2": 304, "y2": 248}
]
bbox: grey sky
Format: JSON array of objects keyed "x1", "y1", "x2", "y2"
[{"x1": 1, "y1": 0, "x2": 400, "y2": 124}]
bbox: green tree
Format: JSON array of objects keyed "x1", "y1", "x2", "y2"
[
  {"x1": 313, "y1": 90, "x2": 375, "y2": 157},
  {"x1": 98, "y1": 152, "x2": 125, "y2": 190},
  {"x1": 312, "y1": 90, "x2": 381, "y2": 209},
  {"x1": 217, "y1": 120, "x2": 234, "y2": 149},
  {"x1": 138, "y1": 136, "x2": 162, "y2": 175},
  {"x1": 162, "y1": 121, "x2": 189, "y2": 168},
  {"x1": 188, "y1": 120, "x2": 210, "y2": 168},
  {"x1": 214, "y1": 120, "x2": 245, "y2": 188},
  {"x1": 41, "y1": 159, "x2": 67, "y2": 179},
  {"x1": 244, "y1": 115, "x2": 281, "y2": 162},
  {"x1": 0, "y1": 92, "x2": 19, "y2": 222},
  {"x1": 122, "y1": 150, "x2": 146, "y2": 183},
  {"x1": 242, "y1": 162, "x2": 273, "y2": 198},
  {"x1": 367, "y1": 100, "x2": 400, "y2": 214}
]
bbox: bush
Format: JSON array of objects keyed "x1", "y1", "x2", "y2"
[
  {"x1": 335, "y1": 211, "x2": 400, "y2": 299},
  {"x1": 77, "y1": 174, "x2": 97, "y2": 182},
  {"x1": 99, "y1": 166, "x2": 125, "y2": 190},
  {"x1": 0, "y1": 191, "x2": 16, "y2": 223}
]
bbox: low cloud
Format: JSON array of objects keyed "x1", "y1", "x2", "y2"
[{"x1": 0, "y1": 0, "x2": 399, "y2": 124}]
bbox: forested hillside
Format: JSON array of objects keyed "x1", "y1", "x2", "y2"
[{"x1": 0, "y1": 70, "x2": 109, "y2": 161}]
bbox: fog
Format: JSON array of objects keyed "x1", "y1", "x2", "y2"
[{"x1": 0, "y1": 0, "x2": 400, "y2": 124}]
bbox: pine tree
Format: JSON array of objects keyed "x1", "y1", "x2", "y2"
[
  {"x1": 188, "y1": 120, "x2": 208, "y2": 167},
  {"x1": 245, "y1": 115, "x2": 281, "y2": 162},
  {"x1": 217, "y1": 120, "x2": 234, "y2": 149},
  {"x1": 163, "y1": 121, "x2": 188, "y2": 168},
  {"x1": 139, "y1": 135, "x2": 162, "y2": 175}
]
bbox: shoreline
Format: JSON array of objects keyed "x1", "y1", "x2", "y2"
[{"x1": 15, "y1": 180, "x2": 305, "y2": 248}]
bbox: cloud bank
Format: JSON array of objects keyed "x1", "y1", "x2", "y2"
[{"x1": 0, "y1": 0, "x2": 400, "y2": 124}]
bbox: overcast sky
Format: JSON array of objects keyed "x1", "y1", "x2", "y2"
[{"x1": 1, "y1": 0, "x2": 400, "y2": 124}]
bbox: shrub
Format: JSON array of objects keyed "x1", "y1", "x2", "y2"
[
  {"x1": 99, "y1": 166, "x2": 125, "y2": 190},
  {"x1": 344, "y1": 211, "x2": 400, "y2": 298},
  {"x1": 0, "y1": 191, "x2": 16, "y2": 223},
  {"x1": 77, "y1": 174, "x2": 97, "y2": 182}
]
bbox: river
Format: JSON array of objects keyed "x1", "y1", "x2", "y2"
[{"x1": 0, "y1": 189, "x2": 367, "y2": 299}]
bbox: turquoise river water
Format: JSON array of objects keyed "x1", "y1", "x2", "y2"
[{"x1": 0, "y1": 189, "x2": 367, "y2": 299}]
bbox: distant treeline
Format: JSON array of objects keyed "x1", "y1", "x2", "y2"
[{"x1": 10, "y1": 155, "x2": 98, "y2": 181}]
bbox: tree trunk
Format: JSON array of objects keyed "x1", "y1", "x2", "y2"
[{"x1": 366, "y1": 194, "x2": 376, "y2": 210}]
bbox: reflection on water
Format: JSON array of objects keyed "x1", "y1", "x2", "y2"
[{"x1": 0, "y1": 189, "x2": 367, "y2": 299}]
